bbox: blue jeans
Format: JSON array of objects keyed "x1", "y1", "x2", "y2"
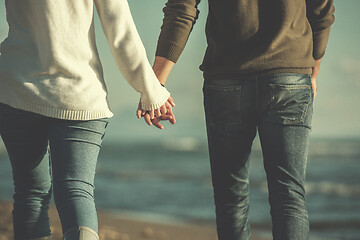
[
  {"x1": 0, "y1": 103, "x2": 108, "y2": 239},
  {"x1": 203, "y1": 73, "x2": 313, "y2": 240}
]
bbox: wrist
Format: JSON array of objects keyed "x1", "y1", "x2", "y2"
[{"x1": 153, "y1": 56, "x2": 174, "y2": 86}]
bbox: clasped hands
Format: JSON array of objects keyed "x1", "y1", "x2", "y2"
[{"x1": 136, "y1": 96, "x2": 176, "y2": 129}]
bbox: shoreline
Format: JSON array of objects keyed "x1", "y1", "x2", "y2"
[{"x1": 0, "y1": 200, "x2": 269, "y2": 240}]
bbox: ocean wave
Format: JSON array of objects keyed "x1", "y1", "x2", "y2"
[
  {"x1": 0, "y1": 140, "x2": 6, "y2": 157},
  {"x1": 305, "y1": 181, "x2": 360, "y2": 197},
  {"x1": 308, "y1": 140, "x2": 360, "y2": 159},
  {"x1": 160, "y1": 137, "x2": 203, "y2": 152},
  {"x1": 256, "y1": 181, "x2": 360, "y2": 197},
  {"x1": 96, "y1": 166, "x2": 360, "y2": 198}
]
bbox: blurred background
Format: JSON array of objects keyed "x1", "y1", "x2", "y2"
[{"x1": 0, "y1": 1, "x2": 359, "y2": 239}]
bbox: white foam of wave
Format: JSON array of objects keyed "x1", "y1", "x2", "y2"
[
  {"x1": 0, "y1": 140, "x2": 6, "y2": 156},
  {"x1": 161, "y1": 137, "x2": 202, "y2": 152},
  {"x1": 102, "y1": 209, "x2": 188, "y2": 226},
  {"x1": 305, "y1": 181, "x2": 360, "y2": 197},
  {"x1": 259, "y1": 181, "x2": 360, "y2": 197},
  {"x1": 308, "y1": 141, "x2": 360, "y2": 158}
]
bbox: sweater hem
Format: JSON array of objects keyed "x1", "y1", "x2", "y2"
[{"x1": 0, "y1": 94, "x2": 114, "y2": 121}]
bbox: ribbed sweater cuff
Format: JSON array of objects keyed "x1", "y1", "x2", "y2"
[
  {"x1": 155, "y1": 41, "x2": 184, "y2": 63},
  {"x1": 140, "y1": 89, "x2": 170, "y2": 111}
]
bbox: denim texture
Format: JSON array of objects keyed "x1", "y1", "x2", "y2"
[
  {"x1": 0, "y1": 103, "x2": 108, "y2": 239},
  {"x1": 203, "y1": 73, "x2": 313, "y2": 240}
]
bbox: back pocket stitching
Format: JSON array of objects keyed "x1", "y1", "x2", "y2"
[
  {"x1": 269, "y1": 84, "x2": 311, "y2": 124},
  {"x1": 204, "y1": 84, "x2": 242, "y2": 131}
]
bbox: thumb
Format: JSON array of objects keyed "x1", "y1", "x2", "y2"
[
  {"x1": 311, "y1": 77, "x2": 317, "y2": 100},
  {"x1": 168, "y1": 97, "x2": 176, "y2": 107}
]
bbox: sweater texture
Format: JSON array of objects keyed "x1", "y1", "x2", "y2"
[
  {"x1": 156, "y1": 0, "x2": 335, "y2": 76},
  {"x1": 0, "y1": 0, "x2": 170, "y2": 120}
]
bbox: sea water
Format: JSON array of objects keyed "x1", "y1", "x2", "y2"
[{"x1": 0, "y1": 138, "x2": 359, "y2": 240}]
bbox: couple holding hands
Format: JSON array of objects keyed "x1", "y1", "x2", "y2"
[{"x1": 0, "y1": 0, "x2": 334, "y2": 239}]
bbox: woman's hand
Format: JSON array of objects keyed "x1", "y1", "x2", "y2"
[{"x1": 136, "y1": 97, "x2": 176, "y2": 129}]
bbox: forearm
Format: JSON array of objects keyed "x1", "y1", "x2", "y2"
[
  {"x1": 156, "y1": 0, "x2": 201, "y2": 63},
  {"x1": 95, "y1": 0, "x2": 152, "y2": 91},
  {"x1": 95, "y1": 0, "x2": 170, "y2": 110},
  {"x1": 306, "y1": 0, "x2": 335, "y2": 60}
]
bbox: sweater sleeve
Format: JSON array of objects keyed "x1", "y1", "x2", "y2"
[
  {"x1": 155, "y1": 0, "x2": 201, "y2": 63},
  {"x1": 94, "y1": 0, "x2": 170, "y2": 110},
  {"x1": 306, "y1": 0, "x2": 335, "y2": 60}
]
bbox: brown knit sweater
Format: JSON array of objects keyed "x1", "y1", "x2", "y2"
[{"x1": 156, "y1": 0, "x2": 335, "y2": 76}]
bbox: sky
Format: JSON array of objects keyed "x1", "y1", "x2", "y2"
[{"x1": 0, "y1": 0, "x2": 359, "y2": 142}]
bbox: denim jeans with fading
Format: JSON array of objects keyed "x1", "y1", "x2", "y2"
[
  {"x1": 0, "y1": 103, "x2": 108, "y2": 239},
  {"x1": 203, "y1": 73, "x2": 313, "y2": 240}
]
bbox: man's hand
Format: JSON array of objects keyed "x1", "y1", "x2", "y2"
[
  {"x1": 136, "y1": 99, "x2": 168, "y2": 120},
  {"x1": 311, "y1": 59, "x2": 321, "y2": 99},
  {"x1": 136, "y1": 56, "x2": 176, "y2": 129},
  {"x1": 147, "y1": 111, "x2": 176, "y2": 129},
  {"x1": 136, "y1": 96, "x2": 176, "y2": 130}
]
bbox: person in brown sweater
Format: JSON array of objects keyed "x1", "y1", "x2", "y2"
[{"x1": 141, "y1": 0, "x2": 335, "y2": 239}]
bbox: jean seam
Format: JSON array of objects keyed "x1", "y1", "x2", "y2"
[
  {"x1": 270, "y1": 73, "x2": 311, "y2": 77},
  {"x1": 272, "y1": 214, "x2": 309, "y2": 224},
  {"x1": 269, "y1": 84, "x2": 311, "y2": 90},
  {"x1": 204, "y1": 84, "x2": 242, "y2": 91}
]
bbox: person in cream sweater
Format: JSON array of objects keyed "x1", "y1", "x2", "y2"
[{"x1": 0, "y1": 0, "x2": 174, "y2": 239}]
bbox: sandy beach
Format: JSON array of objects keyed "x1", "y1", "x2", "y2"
[{"x1": 0, "y1": 200, "x2": 269, "y2": 240}]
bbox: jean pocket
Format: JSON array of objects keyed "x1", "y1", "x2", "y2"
[
  {"x1": 269, "y1": 84, "x2": 312, "y2": 124},
  {"x1": 203, "y1": 83, "x2": 242, "y2": 131}
]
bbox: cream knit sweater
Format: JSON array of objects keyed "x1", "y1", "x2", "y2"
[{"x1": 0, "y1": 0, "x2": 170, "y2": 120}]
